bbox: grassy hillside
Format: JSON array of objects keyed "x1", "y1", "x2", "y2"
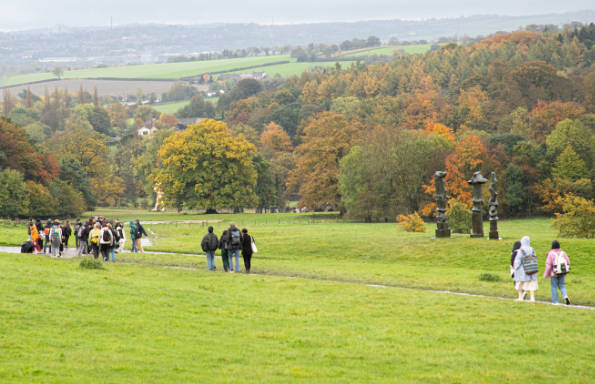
[{"x1": 1, "y1": 252, "x2": 593, "y2": 383}]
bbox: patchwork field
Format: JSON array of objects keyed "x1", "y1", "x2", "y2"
[
  {"x1": 338, "y1": 43, "x2": 434, "y2": 57},
  {"x1": 2, "y1": 211, "x2": 593, "y2": 382}
]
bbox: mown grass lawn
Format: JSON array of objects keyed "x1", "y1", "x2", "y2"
[
  {"x1": 3, "y1": 212, "x2": 594, "y2": 305},
  {"x1": 1, "y1": 253, "x2": 593, "y2": 383}
]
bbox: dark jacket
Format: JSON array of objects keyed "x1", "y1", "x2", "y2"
[
  {"x1": 62, "y1": 224, "x2": 72, "y2": 238},
  {"x1": 226, "y1": 226, "x2": 242, "y2": 250},
  {"x1": 219, "y1": 231, "x2": 229, "y2": 250},
  {"x1": 241, "y1": 234, "x2": 254, "y2": 256},
  {"x1": 135, "y1": 223, "x2": 148, "y2": 238},
  {"x1": 79, "y1": 225, "x2": 90, "y2": 242},
  {"x1": 201, "y1": 233, "x2": 219, "y2": 252}
]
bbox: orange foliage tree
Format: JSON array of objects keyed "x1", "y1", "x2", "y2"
[{"x1": 288, "y1": 112, "x2": 357, "y2": 210}]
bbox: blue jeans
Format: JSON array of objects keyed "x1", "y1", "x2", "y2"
[
  {"x1": 131, "y1": 238, "x2": 138, "y2": 253},
  {"x1": 229, "y1": 249, "x2": 240, "y2": 272},
  {"x1": 110, "y1": 247, "x2": 116, "y2": 262},
  {"x1": 206, "y1": 250, "x2": 216, "y2": 270},
  {"x1": 550, "y1": 275, "x2": 568, "y2": 303}
]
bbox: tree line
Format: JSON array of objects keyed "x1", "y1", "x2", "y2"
[{"x1": 0, "y1": 24, "x2": 593, "y2": 221}]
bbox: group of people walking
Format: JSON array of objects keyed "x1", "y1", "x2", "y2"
[
  {"x1": 510, "y1": 236, "x2": 571, "y2": 305},
  {"x1": 26, "y1": 217, "x2": 148, "y2": 262},
  {"x1": 201, "y1": 222, "x2": 256, "y2": 273}
]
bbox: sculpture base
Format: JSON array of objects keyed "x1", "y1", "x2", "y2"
[
  {"x1": 489, "y1": 231, "x2": 499, "y2": 240},
  {"x1": 435, "y1": 229, "x2": 451, "y2": 238},
  {"x1": 470, "y1": 233, "x2": 484, "y2": 238}
]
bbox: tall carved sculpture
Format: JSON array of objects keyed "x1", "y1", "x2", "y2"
[
  {"x1": 488, "y1": 171, "x2": 499, "y2": 240},
  {"x1": 152, "y1": 183, "x2": 166, "y2": 212},
  {"x1": 434, "y1": 171, "x2": 450, "y2": 238},
  {"x1": 467, "y1": 171, "x2": 488, "y2": 238}
]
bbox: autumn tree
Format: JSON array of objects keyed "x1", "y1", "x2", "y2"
[
  {"x1": 154, "y1": 119, "x2": 258, "y2": 210},
  {"x1": 288, "y1": 112, "x2": 357, "y2": 210}
]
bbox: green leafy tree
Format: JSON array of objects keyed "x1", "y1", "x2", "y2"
[
  {"x1": 552, "y1": 145, "x2": 589, "y2": 181},
  {"x1": 59, "y1": 157, "x2": 95, "y2": 209},
  {"x1": 0, "y1": 169, "x2": 28, "y2": 217},
  {"x1": 48, "y1": 179, "x2": 86, "y2": 217},
  {"x1": 546, "y1": 119, "x2": 593, "y2": 170},
  {"x1": 154, "y1": 119, "x2": 258, "y2": 210}
]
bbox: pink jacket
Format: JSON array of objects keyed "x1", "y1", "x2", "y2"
[{"x1": 543, "y1": 249, "x2": 570, "y2": 278}]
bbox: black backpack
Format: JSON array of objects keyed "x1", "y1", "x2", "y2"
[
  {"x1": 208, "y1": 234, "x2": 218, "y2": 250},
  {"x1": 230, "y1": 229, "x2": 241, "y2": 247},
  {"x1": 102, "y1": 229, "x2": 112, "y2": 243}
]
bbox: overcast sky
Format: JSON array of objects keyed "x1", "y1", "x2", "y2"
[{"x1": 2, "y1": 0, "x2": 593, "y2": 31}]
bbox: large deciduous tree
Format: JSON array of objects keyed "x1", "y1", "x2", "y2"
[
  {"x1": 154, "y1": 119, "x2": 258, "y2": 210},
  {"x1": 288, "y1": 112, "x2": 356, "y2": 211}
]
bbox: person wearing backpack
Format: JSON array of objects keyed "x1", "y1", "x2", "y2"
[
  {"x1": 219, "y1": 230, "x2": 230, "y2": 272},
  {"x1": 513, "y1": 236, "x2": 538, "y2": 302},
  {"x1": 99, "y1": 223, "x2": 113, "y2": 261},
  {"x1": 241, "y1": 228, "x2": 255, "y2": 274},
  {"x1": 544, "y1": 240, "x2": 571, "y2": 305},
  {"x1": 226, "y1": 222, "x2": 242, "y2": 273},
  {"x1": 201, "y1": 226, "x2": 219, "y2": 271},
  {"x1": 89, "y1": 223, "x2": 101, "y2": 259},
  {"x1": 49, "y1": 220, "x2": 63, "y2": 258}
]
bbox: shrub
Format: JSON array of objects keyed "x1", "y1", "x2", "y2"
[
  {"x1": 552, "y1": 194, "x2": 594, "y2": 238},
  {"x1": 478, "y1": 273, "x2": 501, "y2": 282},
  {"x1": 447, "y1": 200, "x2": 472, "y2": 234},
  {"x1": 79, "y1": 257, "x2": 104, "y2": 270},
  {"x1": 397, "y1": 212, "x2": 426, "y2": 232}
]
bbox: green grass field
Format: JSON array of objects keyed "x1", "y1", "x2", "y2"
[
  {"x1": 2, "y1": 211, "x2": 593, "y2": 382},
  {"x1": 338, "y1": 44, "x2": 433, "y2": 58},
  {"x1": 152, "y1": 100, "x2": 190, "y2": 114},
  {"x1": 0, "y1": 56, "x2": 291, "y2": 87}
]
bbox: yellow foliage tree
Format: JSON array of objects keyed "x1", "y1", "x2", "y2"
[{"x1": 154, "y1": 119, "x2": 258, "y2": 209}]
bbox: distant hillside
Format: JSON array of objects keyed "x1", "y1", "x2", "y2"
[{"x1": 0, "y1": 11, "x2": 593, "y2": 71}]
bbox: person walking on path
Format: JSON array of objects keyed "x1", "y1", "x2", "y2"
[
  {"x1": 115, "y1": 221, "x2": 125, "y2": 253},
  {"x1": 77, "y1": 222, "x2": 89, "y2": 256},
  {"x1": 201, "y1": 226, "x2": 219, "y2": 271},
  {"x1": 219, "y1": 230, "x2": 230, "y2": 272},
  {"x1": 89, "y1": 223, "x2": 101, "y2": 259},
  {"x1": 107, "y1": 223, "x2": 117, "y2": 262},
  {"x1": 73, "y1": 218, "x2": 82, "y2": 249},
  {"x1": 513, "y1": 236, "x2": 538, "y2": 302},
  {"x1": 510, "y1": 241, "x2": 521, "y2": 282},
  {"x1": 43, "y1": 219, "x2": 52, "y2": 254},
  {"x1": 62, "y1": 220, "x2": 72, "y2": 251},
  {"x1": 241, "y1": 228, "x2": 255, "y2": 274},
  {"x1": 544, "y1": 240, "x2": 571, "y2": 305},
  {"x1": 129, "y1": 221, "x2": 138, "y2": 253},
  {"x1": 99, "y1": 223, "x2": 113, "y2": 262},
  {"x1": 29, "y1": 222, "x2": 42, "y2": 253},
  {"x1": 134, "y1": 219, "x2": 148, "y2": 253},
  {"x1": 48, "y1": 221, "x2": 62, "y2": 258},
  {"x1": 225, "y1": 222, "x2": 242, "y2": 273}
]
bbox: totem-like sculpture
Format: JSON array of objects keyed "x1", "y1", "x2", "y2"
[
  {"x1": 434, "y1": 171, "x2": 451, "y2": 238},
  {"x1": 488, "y1": 171, "x2": 499, "y2": 240},
  {"x1": 467, "y1": 171, "x2": 488, "y2": 238}
]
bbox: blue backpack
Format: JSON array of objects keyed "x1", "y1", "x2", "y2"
[{"x1": 521, "y1": 250, "x2": 538, "y2": 275}]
